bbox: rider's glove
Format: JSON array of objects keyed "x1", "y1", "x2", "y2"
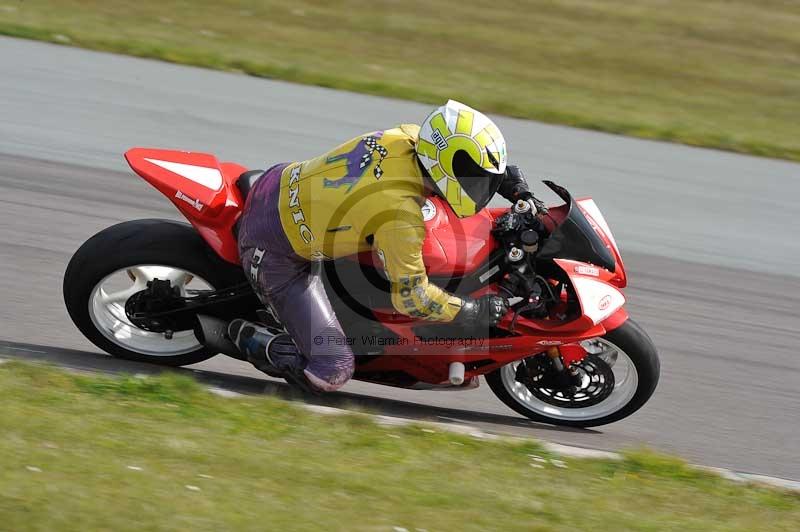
[
  {"x1": 455, "y1": 294, "x2": 509, "y2": 328},
  {"x1": 501, "y1": 166, "x2": 548, "y2": 215},
  {"x1": 499, "y1": 165, "x2": 529, "y2": 200}
]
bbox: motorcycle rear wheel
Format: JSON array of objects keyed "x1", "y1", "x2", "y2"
[
  {"x1": 486, "y1": 318, "x2": 659, "y2": 427},
  {"x1": 63, "y1": 219, "x2": 246, "y2": 366}
]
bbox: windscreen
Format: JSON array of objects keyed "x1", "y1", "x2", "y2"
[{"x1": 536, "y1": 181, "x2": 616, "y2": 272}]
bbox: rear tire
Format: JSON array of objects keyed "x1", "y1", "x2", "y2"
[
  {"x1": 63, "y1": 219, "x2": 246, "y2": 366},
  {"x1": 486, "y1": 318, "x2": 659, "y2": 427}
]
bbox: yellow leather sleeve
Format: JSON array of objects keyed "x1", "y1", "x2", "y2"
[{"x1": 373, "y1": 212, "x2": 464, "y2": 322}]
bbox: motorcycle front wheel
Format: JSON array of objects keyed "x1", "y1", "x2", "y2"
[
  {"x1": 486, "y1": 318, "x2": 659, "y2": 427},
  {"x1": 63, "y1": 219, "x2": 247, "y2": 366}
]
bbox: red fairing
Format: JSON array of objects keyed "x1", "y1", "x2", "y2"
[
  {"x1": 553, "y1": 258, "x2": 628, "y2": 328},
  {"x1": 124, "y1": 148, "x2": 245, "y2": 264},
  {"x1": 420, "y1": 197, "x2": 496, "y2": 276}
]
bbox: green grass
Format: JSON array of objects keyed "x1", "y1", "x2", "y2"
[
  {"x1": 1, "y1": 1, "x2": 799, "y2": 161},
  {"x1": 0, "y1": 361, "x2": 798, "y2": 531}
]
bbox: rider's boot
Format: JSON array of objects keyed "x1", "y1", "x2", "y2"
[{"x1": 227, "y1": 319, "x2": 312, "y2": 391}]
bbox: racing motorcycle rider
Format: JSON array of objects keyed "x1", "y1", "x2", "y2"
[{"x1": 229, "y1": 100, "x2": 546, "y2": 392}]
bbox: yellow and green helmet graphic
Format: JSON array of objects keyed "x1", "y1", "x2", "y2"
[{"x1": 416, "y1": 100, "x2": 508, "y2": 217}]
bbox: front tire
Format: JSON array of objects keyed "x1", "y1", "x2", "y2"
[
  {"x1": 486, "y1": 318, "x2": 659, "y2": 427},
  {"x1": 64, "y1": 219, "x2": 245, "y2": 366}
]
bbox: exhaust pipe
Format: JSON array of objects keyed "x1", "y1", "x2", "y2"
[{"x1": 194, "y1": 315, "x2": 246, "y2": 361}]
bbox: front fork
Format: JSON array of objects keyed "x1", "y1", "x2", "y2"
[
  {"x1": 546, "y1": 347, "x2": 566, "y2": 371},
  {"x1": 517, "y1": 346, "x2": 583, "y2": 391},
  {"x1": 546, "y1": 346, "x2": 578, "y2": 389}
]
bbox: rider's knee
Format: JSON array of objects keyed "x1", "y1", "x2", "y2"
[
  {"x1": 304, "y1": 367, "x2": 353, "y2": 392},
  {"x1": 304, "y1": 328, "x2": 355, "y2": 392}
]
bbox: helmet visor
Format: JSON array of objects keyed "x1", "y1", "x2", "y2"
[{"x1": 452, "y1": 150, "x2": 504, "y2": 215}]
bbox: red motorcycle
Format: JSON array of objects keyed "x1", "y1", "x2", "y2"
[{"x1": 64, "y1": 148, "x2": 659, "y2": 427}]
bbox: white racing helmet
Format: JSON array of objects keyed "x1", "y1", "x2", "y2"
[{"x1": 416, "y1": 100, "x2": 508, "y2": 217}]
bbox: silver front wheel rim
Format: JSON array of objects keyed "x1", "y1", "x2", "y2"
[
  {"x1": 500, "y1": 338, "x2": 639, "y2": 422},
  {"x1": 88, "y1": 265, "x2": 214, "y2": 357}
]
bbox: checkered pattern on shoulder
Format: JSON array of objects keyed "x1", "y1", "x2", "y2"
[{"x1": 362, "y1": 135, "x2": 388, "y2": 179}]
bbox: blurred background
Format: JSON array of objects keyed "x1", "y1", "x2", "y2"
[{"x1": 0, "y1": 1, "x2": 798, "y2": 525}]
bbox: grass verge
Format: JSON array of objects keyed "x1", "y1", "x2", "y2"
[
  {"x1": 1, "y1": 1, "x2": 799, "y2": 161},
  {"x1": 0, "y1": 361, "x2": 798, "y2": 531}
]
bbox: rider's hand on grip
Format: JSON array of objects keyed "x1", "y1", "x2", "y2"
[
  {"x1": 504, "y1": 165, "x2": 548, "y2": 215},
  {"x1": 456, "y1": 295, "x2": 509, "y2": 328},
  {"x1": 517, "y1": 190, "x2": 548, "y2": 216}
]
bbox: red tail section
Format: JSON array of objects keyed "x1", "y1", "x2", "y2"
[{"x1": 125, "y1": 148, "x2": 247, "y2": 264}]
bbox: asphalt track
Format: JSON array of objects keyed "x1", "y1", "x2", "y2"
[{"x1": 1, "y1": 37, "x2": 798, "y2": 480}]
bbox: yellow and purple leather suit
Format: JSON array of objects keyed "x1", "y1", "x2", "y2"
[{"x1": 238, "y1": 125, "x2": 464, "y2": 390}]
